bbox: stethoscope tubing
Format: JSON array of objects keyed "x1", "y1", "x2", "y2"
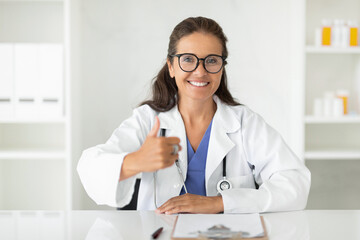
[{"x1": 222, "y1": 156, "x2": 227, "y2": 177}]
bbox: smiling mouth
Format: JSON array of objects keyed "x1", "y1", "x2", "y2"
[{"x1": 188, "y1": 81, "x2": 209, "y2": 87}]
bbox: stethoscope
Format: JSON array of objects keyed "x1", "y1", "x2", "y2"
[
  {"x1": 216, "y1": 156, "x2": 232, "y2": 193},
  {"x1": 153, "y1": 128, "x2": 232, "y2": 208}
]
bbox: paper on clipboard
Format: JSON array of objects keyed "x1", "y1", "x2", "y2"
[{"x1": 172, "y1": 213, "x2": 265, "y2": 239}]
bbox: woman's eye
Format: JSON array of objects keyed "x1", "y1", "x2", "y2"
[
  {"x1": 182, "y1": 56, "x2": 195, "y2": 63},
  {"x1": 206, "y1": 57, "x2": 218, "y2": 64}
]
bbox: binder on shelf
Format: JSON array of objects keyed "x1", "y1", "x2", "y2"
[
  {"x1": 0, "y1": 44, "x2": 14, "y2": 119},
  {"x1": 13, "y1": 43, "x2": 64, "y2": 120},
  {"x1": 14, "y1": 44, "x2": 40, "y2": 119},
  {"x1": 38, "y1": 44, "x2": 63, "y2": 119}
]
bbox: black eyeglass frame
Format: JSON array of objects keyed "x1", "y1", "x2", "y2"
[{"x1": 170, "y1": 53, "x2": 227, "y2": 74}]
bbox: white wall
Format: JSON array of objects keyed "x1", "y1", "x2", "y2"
[
  {"x1": 71, "y1": 0, "x2": 304, "y2": 209},
  {"x1": 0, "y1": 2, "x2": 63, "y2": 43}
]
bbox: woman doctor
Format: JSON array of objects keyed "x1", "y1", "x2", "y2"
[{"x1": 77, "y1": 17, "x2": 311, "y2": 214}]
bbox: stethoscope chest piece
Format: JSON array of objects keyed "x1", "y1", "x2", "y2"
[
  {"x1": 217, "y1": 177, "x2": 232, "y2": 193},
  {"x1": 217, "y1": 156, "x2": 232, "y2": 193}
]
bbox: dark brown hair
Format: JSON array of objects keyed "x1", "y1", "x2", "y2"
[{"x1": 141, "y1": 16, "x2": 240, "y2": 111}]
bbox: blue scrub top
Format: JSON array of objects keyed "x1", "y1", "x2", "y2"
[{"x1": 180, "y1": 119, "x2": 213, "y2": 196}]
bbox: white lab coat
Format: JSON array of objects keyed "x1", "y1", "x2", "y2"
[{"x1": 77, "y1": 96, "x2": 311, "y2": 213}]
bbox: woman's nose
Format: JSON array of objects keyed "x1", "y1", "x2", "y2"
[{"x1": 192, "y1": 61, "x2": 208, "y2": 76}]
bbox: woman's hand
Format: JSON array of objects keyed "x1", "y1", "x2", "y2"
[
  {"x1": 120, "y1": 116, "x2": 182, "y2": 180},
  {"x1": 155, "y1": 194, "x2": 224, "y2": 214}
]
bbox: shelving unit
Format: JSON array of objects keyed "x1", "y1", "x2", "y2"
[
  {"x1": 305, "y1": 115, "x2": 360, "y2": 123},
  {"x1": 306, "y1": 46, "x2": 360, "y2": 54},
  {"x1": 304, "y1": 117, "x2": 360, "y2": 161},
  {"x1": 0, "y1": 0, "x2": 71, "y2": 210},
  {"x1": 305, "y1": 0, "x2": 360, "y2": 161},
  {"x1": 305, "y1": 150, "x2": 360, "y2": 160},
  {"x1": 0, "y1": 150, "x2": 66, "y2": 160},
  {"x1": 0, "y1": 118, "x2": 66, "y2": 124}
]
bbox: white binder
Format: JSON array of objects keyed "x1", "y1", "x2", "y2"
[
  {"x1": 38, "y1": 44, "x2": 63, "y2": 118},
  {"x1": 14, "y1": 43, "x2": 64, "y2": 119},
  {"x1": 0, "y1": 44, "x2": 14, "y2": 119},
  {"x1": 14, "y1": 44, "x2": 39, "y2": 119}
]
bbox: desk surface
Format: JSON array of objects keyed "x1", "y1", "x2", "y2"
[{"x1": 0, "y1": 210, "x2": 359, "y2": 240}]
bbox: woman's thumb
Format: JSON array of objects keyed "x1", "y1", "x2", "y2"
[{"x1": 148, "y1": 116, "x2": 160, "y2": 137}]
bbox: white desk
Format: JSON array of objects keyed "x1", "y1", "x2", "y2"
[{"x1": 0, "y1": 210, "x2": 359, "y2": 239}]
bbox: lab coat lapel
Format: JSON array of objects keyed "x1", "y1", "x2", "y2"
[
  {"x1": 205, "y1": 97, "x2": 240, "y2": 191},
  {"x1": 158, "y1": 106, "x2": 187, "y2": 173},
  {"x1": 156, "y1": 98, "x2": 240, "y2": 199},
  {"x1": 157, "y1": 106, "x2": 187, "y2": 203}
]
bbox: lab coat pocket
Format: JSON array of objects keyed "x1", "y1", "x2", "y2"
[{"x1": 229, "y1": 174, "x2": 256, "y2": 189}]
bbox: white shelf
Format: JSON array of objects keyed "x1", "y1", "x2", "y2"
[
  {"x1": 305, "y1": 150, "x2": 360, "y2": 160},
  {"x1": 0, "y1": 0, "x2": 62, "y2": 2},
  {"x1": 306, "y1": 46, "x2": 360, "y2": 54},
  {"x1": 0, "y1": 150, "x2": 65, "y2": 160},
  {"x1": 305, "y1": 115, "x2": 360, "y2": 124},
  {"x1": 0, "y1": 118, "x2": 66, "y2": 124}
]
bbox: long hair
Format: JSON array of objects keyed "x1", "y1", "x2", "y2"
[{"x1": 141, "y1": 17, "x2": 240, "y2": 111}]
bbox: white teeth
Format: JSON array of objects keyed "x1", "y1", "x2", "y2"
[{"x1": 189, "y1": 81, "x2": 209, "y2": 87}]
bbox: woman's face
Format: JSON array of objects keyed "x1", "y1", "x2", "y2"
[{"x1": 167, "y1": 32, "x2": 223, "y2": 103}]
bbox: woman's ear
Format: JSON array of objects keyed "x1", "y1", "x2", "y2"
[{"x1": 167, "y1": 59, "x2": 175, "y2": 78}]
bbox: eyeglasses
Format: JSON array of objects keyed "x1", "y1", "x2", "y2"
[{"x1": 170, "y1": 53, "x2": 226, "y2": 74}]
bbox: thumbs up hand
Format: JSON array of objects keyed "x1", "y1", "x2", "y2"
[
  {"x1": 120, "y1": 116, "x2": 182, "y2": 181},
  {"x1": 148, "y1": 115, "x2": 161, "y2": 137}
]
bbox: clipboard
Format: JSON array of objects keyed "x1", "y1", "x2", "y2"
[{"x1": 171, "y1": 215, "x2": 268, "y2": 240}]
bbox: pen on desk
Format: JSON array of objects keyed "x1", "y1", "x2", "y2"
[{"x1": 152, "y1": 227, "x2": 163, "y2": 239}]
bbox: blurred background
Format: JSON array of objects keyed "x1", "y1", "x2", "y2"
[{"x1": 0, "y1": 0, "x2": 359, "y2": 210}]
